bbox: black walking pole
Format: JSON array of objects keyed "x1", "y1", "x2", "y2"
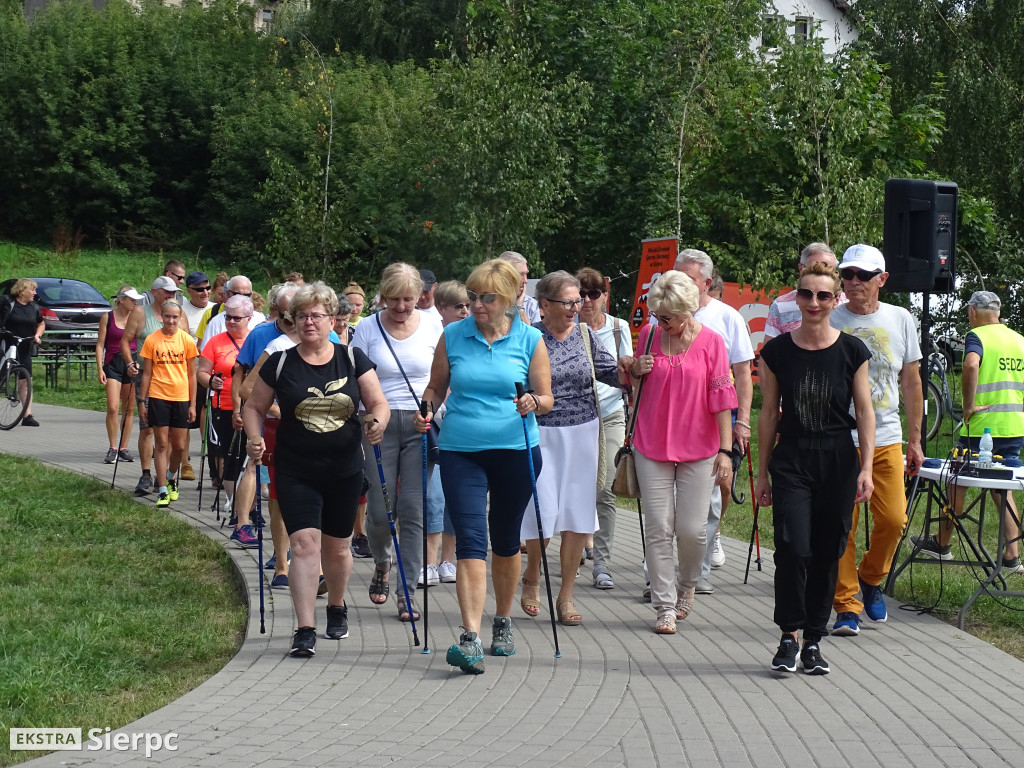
[
  {"x1": 255, "y1": 457, "x2": 266, "y2": 634},
  {"x1": 420, "y1": 399, "x2": 431, "y2": 654},
  {"x1": 515, "y1": 382, "x2": 561, "y2": 659},
  {"x1": 110, "y1": 380, "x2": 134, "y2": 490},
  {"x1": 744, "y1": 450, "x2": 763, "y2": 584},
  {"x1": 374, "y1": 442, "x2": 421, "y2": 647},
  {"x1": 197, "y1": 390, "x2": 212, "y2": 508}
]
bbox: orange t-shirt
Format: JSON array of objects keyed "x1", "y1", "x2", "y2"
[
  {"x1": 201, "y1": 331, "x2": 243, "y2": 411},
  {"x1": 141, "y1": 328, "x2": 199, "y2": 402}
]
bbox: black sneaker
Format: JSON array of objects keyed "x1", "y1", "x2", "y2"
[
  {"x1": 351, "y1": 534, "x2": 372, "y2": 558},
  {"x1": 117, "y1": 449, "x2": 134, "y2": 463},
  {"x1": 325, "y1": 604, "x2": 349, "y2": 639},
  {"x1": 771, "y1": 635, "x2": 798, "y2": 672},
  {"x1": 801, "y1": 643, "x2": 830, "y2": 675},
  {"x1": 910, "y1": 534, "x2": 952, "y2": 561},
  {"x1": 290, "y1": 626, "x2": 317, "y2": 657},
  {"x1": 134, "y1": 474, "x2": 153, "y2": 496},
  {"x1": 21, "y1": 414, "x2": 39, "y2": 427},
  {"x1": 104, "y1": 448, "x2": 118, "y2": 464}
]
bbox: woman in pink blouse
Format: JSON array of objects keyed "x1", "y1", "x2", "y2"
[{"x1": 627, "y1": 271, "x2": 737, "y2": 634}]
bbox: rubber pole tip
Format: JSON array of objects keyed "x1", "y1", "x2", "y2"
[
  {"x1": 554, "y1": 652, "x2": 563, "y2": 659},
  {"x1": 421, "y1": 648, "x2": 432, "y2": 654}
]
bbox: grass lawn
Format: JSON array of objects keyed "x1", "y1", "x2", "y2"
[{"x1": 0, "y1": 454, "x2": 245, "y2": 767}]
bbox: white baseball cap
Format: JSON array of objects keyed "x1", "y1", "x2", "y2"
[{"x1": 838, "y1": 244, "x2": 885, "y2": 273}]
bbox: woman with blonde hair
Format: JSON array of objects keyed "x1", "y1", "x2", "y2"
[
  {"x1": 415, "y1": 258, "x2": 552, "y2": 673},
  {"x1": 352, "y1": 263, "x2": 443, "y2": 622},
  {"x1": 0, "y1": 278, "x2": 44, "y2": 426},
  {"x1": 343, "y1": 282, "x2": 366, "y2": 326},
  {"x1": 96, "y1": 285, "x2": 144, "y2": 461},
  {"x1": 626, "y1": 271, "x2": 737, "y2": 634}
]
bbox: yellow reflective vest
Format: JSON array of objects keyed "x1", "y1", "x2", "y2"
[{"x1": 964, "y1": 323, "x2": 1024, "y2": 438}]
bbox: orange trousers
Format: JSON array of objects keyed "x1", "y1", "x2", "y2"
[{"x1": 833, "y1": 442, "x2": 907, "y2": 615}]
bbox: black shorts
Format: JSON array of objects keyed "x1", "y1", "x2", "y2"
[
  {"x1": 103, "y1": 356, "x2": 133, "y2": 384},
  {"x1": 147, "y1": 397, "x2": 190, "y2": 429},
  {"x1": 276, "y1": 468, "x2": 362, "y2": 538}
]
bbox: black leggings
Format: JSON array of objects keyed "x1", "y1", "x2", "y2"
[{"x1": 770, "y1": 438, "x2": 858, "y2": 643}]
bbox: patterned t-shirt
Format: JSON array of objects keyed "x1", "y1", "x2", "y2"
[{"x1": 535, "y1": 323, "x2": 619, "y2": 428}]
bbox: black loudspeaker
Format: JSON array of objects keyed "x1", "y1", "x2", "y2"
[{"x1": 883, "y1": 178, "x2": 958, "y2": 293}]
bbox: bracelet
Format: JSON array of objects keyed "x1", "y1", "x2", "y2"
[
  {"x1": 528, "y1": 392, "x2": 540, "y2": 410},
  {"x1": 734, "y1": 420, "x2": 751, "y2": 429},
  {"x1": 718, "y1": 448, "x2": 732, "y2": 457}
]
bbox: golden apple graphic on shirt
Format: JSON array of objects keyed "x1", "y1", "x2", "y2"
[{"x1": 295, "y1": 378, "x2": 354, "y2": 433}]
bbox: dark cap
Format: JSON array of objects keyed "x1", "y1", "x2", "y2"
[
  {"x1": 419, "y1": 269, "x2": 437, "y2": 289},
  {"x1": 185, "y1": 271, "x2": 210, "y2": 288}
]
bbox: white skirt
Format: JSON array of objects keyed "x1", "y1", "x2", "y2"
[{"x1": 521, "y1": 420, "x2": 600, "y2": 538}]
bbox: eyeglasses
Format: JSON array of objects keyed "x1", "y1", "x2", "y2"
[
  {"x1": 553, "y1": 298, "x2": 584, "y2": 309},
  {"x1": 225, "y1": 314, "x2": 251, "y2": 322},
  {"x1": 190, "y1": 285, "x2": 211, "y2": 292},
  {"x1": 581, "y1": 289, "x2": 604, "y2": 301},
  {"x1": 840, "y1": 268, "x2": 881, "y2": 282},
  {"x1": 653, "y1": 313, "x2": 677, "y2": 325},
  {"x1": 796, "y1": 289, "x2": 837, "y2": 302},
  {"x1": 467, "y1": 290, "x2": 499, "y2": 304},
  {"x1": 296, "y1": 312, "x2": 330, "y2": 323}
]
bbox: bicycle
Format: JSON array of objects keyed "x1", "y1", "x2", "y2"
[
  {"x1": 0, "y1": 332, "x2": 33, "y2": 430},
  {"x1": 923, "y1": 348, "x2": 962, "y2": 443}
]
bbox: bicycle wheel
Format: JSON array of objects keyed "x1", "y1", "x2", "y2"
[
  {"x1": 0, "y1": 362, "x2": 31, "y2": 430},
  {"x1": 925, "y1": 380, "x2": 943, "y2": 443}
]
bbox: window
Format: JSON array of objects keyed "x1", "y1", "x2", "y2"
[
  {"x1": 761, "y1": 15, "x2": 786, "y2": 48},
  {"x1": 794, "y1": 16, "x2": 813, "y2": 42},
  {"x1": 260, "y1": 9, "x2": 272, "y2": 32}
]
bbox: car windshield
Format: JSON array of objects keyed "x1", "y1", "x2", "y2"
[{"x1": 36, "y1": 280, "x2": 107, "y2": 304}]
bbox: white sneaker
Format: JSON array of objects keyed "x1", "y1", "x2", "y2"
[
  {"x1": 710, "y1": 531, "x2": 726, "y2": 569},
  {"x1": 438, "y1": 561, "x2": 457, "y2": 583},
  {"x1": 418, "y1": 564, "x2": 440, "y2": 587}
]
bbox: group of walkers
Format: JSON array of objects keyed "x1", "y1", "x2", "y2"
[{"x1": 8, "y1": 239, "x2": 956, "y2": 677}]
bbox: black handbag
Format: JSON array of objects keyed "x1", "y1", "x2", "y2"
[{"x1": 374, "y1": 313, "x2": 439, "y2": 462}]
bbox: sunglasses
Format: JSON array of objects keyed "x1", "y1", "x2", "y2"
[
  {"x1": 228, "y1": 290, "x2": 252, "y2": 297},
  {"x1": 451, "y1": 303, "x2": 471, "y2": 311},
  {"x1": 225, "y1": 313, "x2": 251, "y2": 322},
  {"x1": 190, "y1": 285, "x2": 212, "y2": 292},
  {"x1": 467, "y1": 290, "x2": 499, "y2": 304},
  {"x1": 171, "y1": 273, "x2": 186, "y2": 281},
  {"x1": 581, "y1": 289, "x2": 604, "y2": 301},
  {"x1": 840, "y1": 268, "x2": 881, "y2": 282},
  {"x1": 796, "y1": 289, "x2": 837, "y2": 302}
]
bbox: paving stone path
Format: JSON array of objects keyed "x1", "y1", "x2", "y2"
[{"x1": 7, "y1": 403, "x2": 1022, "y2": 767}]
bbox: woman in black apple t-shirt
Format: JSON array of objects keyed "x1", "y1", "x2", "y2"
[
  {"x1": 755, "y1": 261, "x2": 875, "y2": 676},
  {"x1": 243, "y1": 282, "x2": 391, "y2": 658},
  {"x1": 0, "y1": 278, "x2": 44, "y2": 426}
]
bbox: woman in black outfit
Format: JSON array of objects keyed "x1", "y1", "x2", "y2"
[
  {"x1": 0, "y1": 278, "x2": 44, "y2": 426},
  {"x1": 755, "y1": 261, "x2": 875, "y2": 676},
  {"x1": 243, "y1": 282, "x2": 390, "y2": 657}
]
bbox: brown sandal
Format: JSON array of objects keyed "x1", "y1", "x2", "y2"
[
  {"x1": 557, "y1": 599, "x2": 582, "y2": 626},
  {"x1": 520, "y1": 577, "x2": 541, "y2": 618},
  {"x1": 676, "y1": 587, "x2": 695, "y2": 620}
]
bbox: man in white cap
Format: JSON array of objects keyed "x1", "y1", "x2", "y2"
[
  {"x1": 912, "y1": 290, "x2": 1024, "y2": 572},
  {"x1": 829, "y1": 244, "x2": 924, "y2": 636}
]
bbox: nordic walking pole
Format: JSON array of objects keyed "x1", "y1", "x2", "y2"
[
  {"x1": 197, "y1": 388, "x2": 213, "y2": 508},
  {"x1": 516, "y1": 382, "x2": 561, "y2": 659},
  {"x1": 374, "y1": 442, "x2": 420, "y2": 647},
  {"x1": 255, "y1": 456, "x2": 266, "y2": 634},
  {"x1": 744, "y1": 450, "x2": 762, "y2": 584},
  {"x1": 110, "y1": 380, "x2": 134, "y2": 490},
  {"x1": 420, "y1": 399, "x2": 431, "y2": 655}
]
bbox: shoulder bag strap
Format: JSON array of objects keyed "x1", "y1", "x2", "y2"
[
  {"x1": 580, "y1": 322, "x2": 608, "y2": 490},
  {"x1": 275, "y1": 346, "x2": 290, "y2": 381},
  {"x1": 623, "y1": 326, "x2": 657, "y2": 445},
  {"x1": 375, "y1": 312, "x2": 420, "y2": 405}
]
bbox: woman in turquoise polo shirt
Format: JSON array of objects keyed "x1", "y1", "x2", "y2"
[{"x1": 416, "y1": 258, "x2": 553, "y2": 674}]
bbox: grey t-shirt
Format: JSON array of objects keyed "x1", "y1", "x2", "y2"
[{"x1": 829, "y1": 302, "x2": 921, "y2": 448}]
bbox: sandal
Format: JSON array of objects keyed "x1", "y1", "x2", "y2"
[
  {"x1": 397, "y1": 594, "x2": 420, "y2": 622},
  {"x1": 557, "y1": 599, "x2": 582, "y2": 626},
  {"x1": 369, "y1": 562, "x2": 390, "y2": 605},
  {"x1": 593, "y1": 567, "x2": 615, "y2": 590},
  {"x1": 520, "y1": 577, "x2": 541, "y2": 618},
  {"x1": 675, "y1": 587, "x2": 695, "y2": 620},
  {"x1": 654, "y1": 609, "x2": 677, "y2": 634}
]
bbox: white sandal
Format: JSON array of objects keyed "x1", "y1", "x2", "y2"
[{"x1": 593, "y1": 567, "x2": 615, "y2": 590}]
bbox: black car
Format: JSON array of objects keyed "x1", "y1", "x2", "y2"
[{"x1": 1, "y1": 277, "x2": 111, "y2": 332}]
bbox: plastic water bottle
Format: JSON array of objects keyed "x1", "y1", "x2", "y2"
[{"x1": 979, "y1": 428, "x2": 994, "y2": 467}]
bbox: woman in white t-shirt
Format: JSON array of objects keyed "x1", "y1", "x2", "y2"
[{"x1": 352, "y1": 263, "x2": 444, "y2": 623}]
